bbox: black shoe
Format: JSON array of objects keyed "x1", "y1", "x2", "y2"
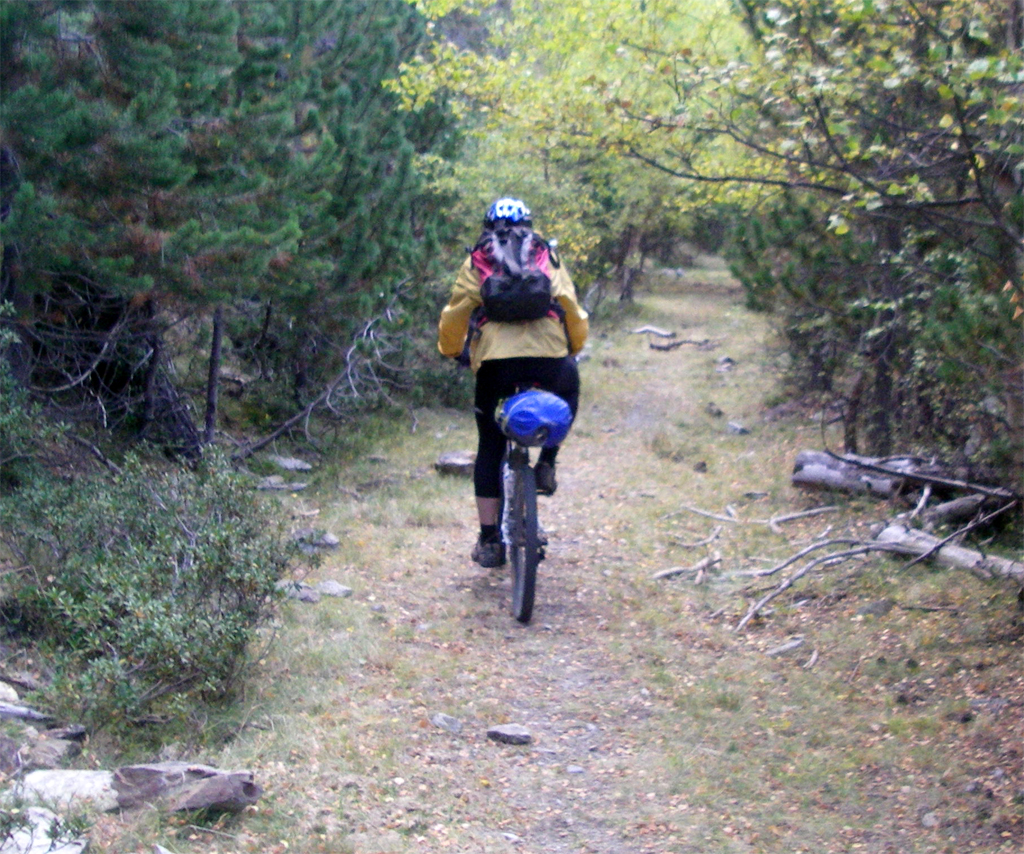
[
  {"x1": 471, "y1": 535, "x2": 506, "y2": 568},
  {"x1": 535, "y1": 461, "x2": 556, "y2": 496}
]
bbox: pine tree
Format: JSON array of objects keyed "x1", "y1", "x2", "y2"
[
  {"x1": 224, "y1": 0, "x2": 460, "y2": 402},
  {"x1": 1, "y1": 0, "x2": 460, "y2": 448}
]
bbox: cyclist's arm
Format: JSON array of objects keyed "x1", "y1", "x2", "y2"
[
  {"x1": 438, "y1": 257, "x2": 482, "y2": 359},
  {"x1": 551, "y1": 266, "x2": 589, "y2": 356}
]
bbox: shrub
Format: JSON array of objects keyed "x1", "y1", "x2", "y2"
[{"x1": 0, "y1": 448, "x2": 298, "y2": 730}]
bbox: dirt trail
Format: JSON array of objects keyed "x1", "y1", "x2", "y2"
[{"x1": 185, "y1": 268, "x2": 1021, "y2": 854}]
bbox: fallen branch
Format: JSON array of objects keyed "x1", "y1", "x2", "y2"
[
  {"x1": 70, "y1": 433, "x2": 123, "y2": 476},
  {"x1": 650, "y1": 338, "x2": 711, "y2": 351},
  {"x1": 735, "y1": 544, "x2": 903, "y2": 631},
  {"x1": 652, "y1": 553, "x2": 721, "y2": 581},
  {"x1": 233, "y1": 283, "x2": 409, "y2": 460},
  {"x1": 792, "y1": 449, "x2": 1018, "y2": 501},
  {"x1": 792, "y1": 450, "x2": 913, "y2": 497},
  {"x1": 736, "y1": 506, "x2": 1023, "y2": 630},
  {"x1": 666, "y1": 504, "x2": 840, "y2": 533},
  {"x1": 0, "y1": 702, "x2": 54, "y2": 722},
  {"x1": 876, "y1": 523, "x2": 1024, "y2": 584},
  {"x1": 669, "y1": 504, "x2": 738, "y2": 523},
  {"x1": 745, "y1": 537, "x2": 865, "y2": 578},
  {"x1": 765, "y1": 636, "x2": 804, "y2": 656},
  {"x1": 669, "y1": 525, "x2": 723, "y2": 548},
  {"x1": 831, "y1": 451, "x2": 1018, "y2": 501},
  {"x1": 767, "y1": 506, "x2": 839, "y2": 534},
  {"x1": 631, "y1": 325, "x2": 675, "y2": 338},
  {"x1": 899, "y1": 500, "x2": 1018, "y2": 569}
]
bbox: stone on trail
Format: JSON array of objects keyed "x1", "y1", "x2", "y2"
[
  {"x1": 430, "y1": 713, "x2": 463, "y2": 735},
  {"x1": 0, "y1": 806, "x2": 89, "y2": 854},
  {"x1": 23, "y1": 737, "x2": 81, "y2": 769},
  {"x1": 113, "y1": 762, "x2": 262, "y2": 812},
  {"x1": 292, "y1": 528, "x2": 341, "y2": 551},
  {"x1": 317, "y1": 580, "x2": 354, "y2": 598},
  {"x1": 435, "y1": 450, "x2": 475, "y2": 478},
  {"x1": 16, "y1": 769, "x2": 119, "y2": 812},
  {"x1": 267, "y1": 454, "x2": 313, "y2": 472},
  {"x1": 486, "y1": 724, "x2": 532, "y2": 745},
  {"x1": 276, "y1": 579, "x2": 321, "y2": 602},
  {"x1": 257, "y1": 475, "x2": 308, "y2": 491},
  {"x1": 14, "y1": 762, "x2": 262, "y2": 815}
]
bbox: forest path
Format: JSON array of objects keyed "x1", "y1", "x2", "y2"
[{"x1": 154, "y1": 262, "x2": 1022, "y2": 854}]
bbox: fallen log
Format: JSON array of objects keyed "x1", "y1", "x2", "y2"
[
  {"x1": 792, "y1": 450, "x2": 925, "y2": 497},
  {"x1": 0, "y1": 702, "x2": 54, "y2": 722},
  {"x1": 650, "y1": 337, "x2": 711, "y2": 351},
  {"x1": 875, "y1": 524, "x2": 1024, "y2": 585},
  {"x1": 652, "y1": 553, "x2": 721, "y2": 581},
  {"x1": 792, "y1": 450, "x2": 1017, "y2": 501},
  {"x1": 921, "y1": 495, "x2": 987, "y2": 529},
  {"x1": 631, "y1": 325, "x2": 675, "y2": 338}
]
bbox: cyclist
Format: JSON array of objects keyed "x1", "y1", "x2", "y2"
[{"x1": 438, "y1": 198, "x2": 589, "y2": 567}]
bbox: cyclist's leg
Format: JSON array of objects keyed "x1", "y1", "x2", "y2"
[
  {"x1": 529, "y1": 356, "x2": 580, "y2": 491},
  {"x1": 473, "y1": 361, "x2": 513, "y2": 508},
  {"x1": 472, "y1": 361, "x2": 518, "y2": 566},
  {"x1": 477, "y1": 356, "x2": 578, "y2": 497}
]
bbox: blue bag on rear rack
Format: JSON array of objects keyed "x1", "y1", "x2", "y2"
[{"x1": 497, "y1": 390, "x2": 573, "y2": 448}]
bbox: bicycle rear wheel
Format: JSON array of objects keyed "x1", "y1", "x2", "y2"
[{"x1": 507, "y1": 462, "x2": 539, "y2": 624}]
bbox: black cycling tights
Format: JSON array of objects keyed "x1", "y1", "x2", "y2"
[{"x1": 473, "y1": 356, "x2": 580, "y2": 499}]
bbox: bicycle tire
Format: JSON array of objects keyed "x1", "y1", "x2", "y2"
[{"x1": 508, "y1": 461, "x2": 539, "y2": 623}]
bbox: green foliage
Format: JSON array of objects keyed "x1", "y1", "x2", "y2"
[
  {"x1": 1, "y1": 0, "x2": 461, "y2": 439},
  {"x1": 728, "y1": 199, "x2": 1023, "y2": 475},
  {"x1": 394, "y1": 1, "x2": 745, "y2": 286},
  {"x1": 0, "y1": 305, "x2": 64, "y2": 490},
  {"x1": 400, "y1": 0, "x2": 1022, "y2": 473},
  {"x1": 0, "y1": 447, "x2": 298, "y2": 730}
]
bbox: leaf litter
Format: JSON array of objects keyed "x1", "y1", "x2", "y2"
[{"x1": 140, "y1": 263, "x2": 1022, "y2": 854}]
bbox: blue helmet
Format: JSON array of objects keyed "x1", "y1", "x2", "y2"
[{"x1": 485, "y1": 197, "x2": 531, "y2": 225}]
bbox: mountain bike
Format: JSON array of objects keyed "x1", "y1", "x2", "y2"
[{"x1": 496, "y1": 389, "x2": 573, "y2": 624}]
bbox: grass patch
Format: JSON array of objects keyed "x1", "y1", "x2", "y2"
[{"x1": 79, "y1": 261, "x2": 1023, "y2": 854}]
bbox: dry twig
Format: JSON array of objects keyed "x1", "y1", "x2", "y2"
[
  {"x1": 735, "y1": 541, "x2": 909, "y2": 631},
  {"x1": 767, "y1": 505, "x2": 839, "y2": 534},
  {"x1": 652, "y1": 553, "x2": 722, "y2": 581},
  {"x1": 669, "y1": 525, "x2": 723, "y2": 548}
]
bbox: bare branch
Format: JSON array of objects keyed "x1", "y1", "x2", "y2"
[
  {"x1": 735, "y1": 543, "x2": 908, "y2": 631},
  {"x1": 669, "y1": 525, "x2": 723, "y2": 549},
  {"x1": 652, "y1": 553, "x2": 722, "y2": 581},
  {"x1": 767, "y1": 505, "x2": 840, "y2": 534}
]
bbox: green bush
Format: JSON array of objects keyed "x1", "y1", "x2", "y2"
[{"x1": 0, "y1": 448, "x2": 297, "y2": 730}]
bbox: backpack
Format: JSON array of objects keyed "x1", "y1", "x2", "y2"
[{"x1": 470, "y1": 225, "x2": 556, "y2": 323}]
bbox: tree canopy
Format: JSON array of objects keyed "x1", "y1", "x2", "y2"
[
  {"x1": 397, "y1": 0, "x2": 1023, "y2": 483},
  {"x1": 1, "y1": 0, "x2": 459, "y2": 450},
  {"x1": 1, "y1": 0, "x2": 1020, "y2": 481}
]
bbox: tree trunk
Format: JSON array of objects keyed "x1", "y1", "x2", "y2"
[
  {"x1": 139, "y1": 301, "x2": 160, "y2": 439},
  {"x1": 866, "y1": 353, "x2": 894, "y2": 455},
  {"x1": 204, "y1": 304, "x2": 224, "y2": 445},
  {"x1": 844, "y1": 369, "x2": 867, "y2": 453},
  {"x1": 616, "y1": 226, "x2": 641, "y2": 303}
]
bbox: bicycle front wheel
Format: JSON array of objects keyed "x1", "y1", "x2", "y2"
[{"x1": 508, "y1": 462, "x2": 539, "y2": 623}]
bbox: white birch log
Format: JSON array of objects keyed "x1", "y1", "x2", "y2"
[
  {"x1": 791, "y1": 450, "x2": 908, "y2": 497},
  {"x1": 875, "y1": 523, "x2": 1024, "y2": 584}
]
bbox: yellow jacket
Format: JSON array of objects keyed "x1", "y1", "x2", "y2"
[{"x1": 437, "y1": 251, "x2": 589, "y2": 373}]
